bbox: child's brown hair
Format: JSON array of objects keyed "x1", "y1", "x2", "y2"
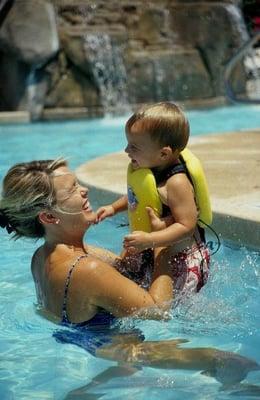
[{"x1": 125, "y1": 102, "x2": 189, "y2": 150}]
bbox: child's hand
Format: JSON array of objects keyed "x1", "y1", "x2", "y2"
[
  {"x1": 123, "y1": 231, "x2": 153, "y2": 252},
  {"x1": 146, "y1": 207, "x2": 174, "y2": 231},
  {"x1": 96, "y1": 205, "x2": 115, "y2": 222},
  {"x1": 146, "y1": 207, "x2": 165, "y2": 231}
]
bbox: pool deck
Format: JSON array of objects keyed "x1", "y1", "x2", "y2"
[
  {"x1": 0, "y1": 111, "x2": 30, "y2": 123},
  {"x1": 76, "y1": 130, "x2": 260, "y2": 249}
]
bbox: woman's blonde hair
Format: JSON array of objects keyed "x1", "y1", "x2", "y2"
[
  {"x1": 125, "y1": 102, "x2": 189, "y2": 150},
  {"x1": 0, "y1": 158, "x2": 67, "y2": 239}
]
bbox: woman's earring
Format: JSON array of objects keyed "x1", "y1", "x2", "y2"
[{"x1": 55, "y1": 219, "x2": 60, "y2": 225}]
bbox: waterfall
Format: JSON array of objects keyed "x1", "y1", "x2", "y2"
[
  {"x1": 229, "y1": 3, "x2": 260, "y2": 101},
  {"x1": 26, "y1": 68, "x2": 48, "y2": 120},
  {"x1": 153, "y1": 57, "x2": 175, "y2": 101},
  {"x1": 225, "y1": 4, "x2": 250, "y2": 44},
  {"x1": 224, "y1": 5, "x2": 260, "y2": 103},
  {"x1": 153, "y1": 58, "x2": 164, "y2": 101},
  {"x1": 84, "y1": 33, "x2": 130, "y2": 115},
  {"x1": 244, "y1": 46, "x2": 260, "y2": 100}
]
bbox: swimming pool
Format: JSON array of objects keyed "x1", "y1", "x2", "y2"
[{"x1": 0, "y1": 104, "x2": 260, "y2": 399}]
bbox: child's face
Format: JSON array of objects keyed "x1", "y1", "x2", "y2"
[{"x1": 125, "y1": 130, "x2": 162, "y2": 169}]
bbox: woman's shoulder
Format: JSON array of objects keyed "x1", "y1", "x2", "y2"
[
  {"x1": 88, "y1": 245, "x2": 120, "y2": 266},
  {"x1": 31, "y1": 244, "x2": 80, "y2": 278},
  {"x1": 31, "y1": 243, "x2": 117, "y2": 287}
]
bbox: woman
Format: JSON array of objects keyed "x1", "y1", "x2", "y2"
[
  {"x1": 0, "y1": 158, "x2": 172, "y2": 323},
  {"x1": 0, "y1": 158, "x2": 258, "y2": 387}
]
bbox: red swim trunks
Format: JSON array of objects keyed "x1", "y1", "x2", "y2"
[
  {"x1": 119, "y1": 244, "x2": 210, "y2": 295},
  {"x1": 170, "y1": 242, "x2": 210, "y2": 295}
]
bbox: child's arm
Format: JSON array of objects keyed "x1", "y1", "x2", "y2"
[
  {"x1": 124, "y1": 174, "x2": 197, "y2": 251},
  {"x1": 96, "y1": 195, "x2": 128, "y2": 222}
]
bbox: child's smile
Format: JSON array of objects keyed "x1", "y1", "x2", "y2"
[{"x1": 125, "y1": 131, "x2": 162, "y2": 169}]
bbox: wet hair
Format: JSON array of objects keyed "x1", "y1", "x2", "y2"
[
  {"x1": 0, "y1": 159, "x2": 67, "y2": 239},
  {"x1": 125, "y1": 102, "x2": 190, "y2": 151}
]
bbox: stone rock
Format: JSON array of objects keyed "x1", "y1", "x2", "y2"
[
  {"x1": 127, "y1": 48, "x2": 213, "y2": 103},
  {"x1": 0, "y1": 0, "x2": 253, "y2": 118},
  {"x1": 169, "y1": 2, "x2": 249, "y2": 95},
  {"x1": 59, "y1": 28, "x2": 93, "y2": 77},
  {"x1": 0, "y1": 0, "x2": 11, "y2": 12},
  {"x1": 0, "y1": 0, "x2": 59, "y2": 66},
  {"x1": 126, "y1": 7, "x2": 171, "y2": 45},
  {"x1": 0, "y1": 51, "x2": 30, "y2": 111},
  {"x1": 27, "y1": 68, "x2": 49, "y2": 120},
  {"x1": 45, "y1": 64, "x2": 100, "y2": 108},
  {"x1": 60, "y1": 25, "x2": 127, "y2": 77}
]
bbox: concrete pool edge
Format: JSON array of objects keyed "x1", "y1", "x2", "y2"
[
  {"x1": 211, "y1": 212, "x2": 260, "y2": 250},
  {"x1": 0, "y1": 111, "x2": 30, "y2": 123},
  {"x1": 76, "y1": 130, "x2": 260, "y2": 250}
]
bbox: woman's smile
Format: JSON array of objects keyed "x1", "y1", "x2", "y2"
[{"x1": 82, "y1": 199, "x2": 92, "y2": 212}]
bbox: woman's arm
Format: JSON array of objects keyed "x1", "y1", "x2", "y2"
[
  {"x1": 88, "y1": 245, "x2": 122, "y2": 268},
  {"x1": 74, "y1": 257, "x2": 173, "y2": 319}
]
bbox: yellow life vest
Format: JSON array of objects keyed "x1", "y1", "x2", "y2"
[
  {"x1": 127, "y1": 148, "x2": 212, "y2": 232},
  {"x1": 180, "y1": 148, "x2": 212, "y2": 228},
  {"x1": 127, "y1": 163, "x2": 162, "y2": 232}
]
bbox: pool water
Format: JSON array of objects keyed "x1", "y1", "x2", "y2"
[
  {"x1": 0, "y1": 105, "x2": 260, "y2": 399},
  {"x1": 1, "y1": 104, "x2": 260, "y2": 174}
]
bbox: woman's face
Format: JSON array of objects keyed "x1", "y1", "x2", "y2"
[{"x1": 52, "y1": 166, "x2": 96, "y2": 224}]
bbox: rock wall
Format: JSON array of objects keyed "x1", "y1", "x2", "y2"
[{"x1": 0, "y1": 0, "x2": 250, "y2": 120}]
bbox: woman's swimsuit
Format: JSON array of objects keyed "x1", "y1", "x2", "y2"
[
  {"x1": 53, "y1": 255, "x2": 144, "y2": 355},
  {"x1": 60, "y1": 255, "x2": 115, "y2": 327}
]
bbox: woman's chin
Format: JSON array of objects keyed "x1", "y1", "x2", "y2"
[{"x1": 83, "y1": 210, "x2": 97, "y2": 224}]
